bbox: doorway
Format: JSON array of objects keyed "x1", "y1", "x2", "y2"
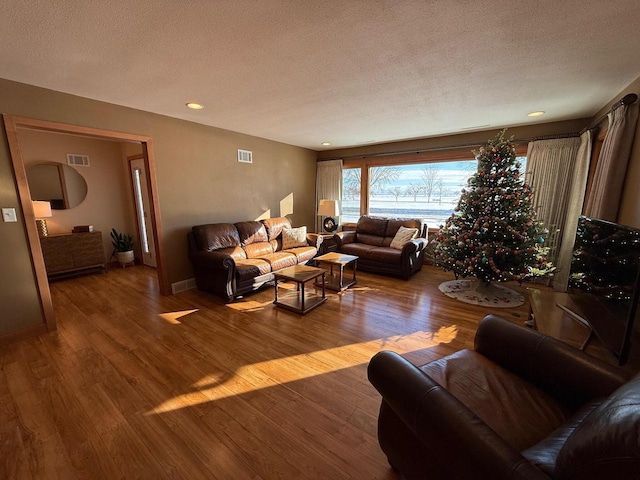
[{"x1": 3, "y1": 115, "x2": 170, "y2": 332}]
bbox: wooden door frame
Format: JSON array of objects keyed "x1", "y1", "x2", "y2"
[{"x1": 3, "y1": 115, "x2": 171, "y2": 332}]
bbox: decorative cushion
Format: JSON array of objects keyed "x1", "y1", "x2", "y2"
[
  {"x1": 390, "y1": 226, "x2": 419, "y2": 250},
  {"x1": 262, "y1": 217, "x2": 291, "y2": 241},
  {"x1": 282, "y1": 226, "x2": 308, "y2": 249}
]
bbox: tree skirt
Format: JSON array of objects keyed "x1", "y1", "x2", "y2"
[{"x1": 438, "y1": 279, "x2": 524, "y2": 308}]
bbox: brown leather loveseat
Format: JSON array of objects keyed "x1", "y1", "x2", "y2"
[
  {"x1": 334, "y1": 215, "x2": 427, "y2": 279},
  {"x1": 368, "y1": 315, "x2": 639, "y2": 479},
  {"x1": 188, "y1": 217, "x2": 318, "y2": 302}
]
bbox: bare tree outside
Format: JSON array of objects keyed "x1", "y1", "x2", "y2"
[
  {"x1": 405, "y1": 183, "x2": 424, "y2": 202},
  {"x1": 389, "y1": 186, "x2": 404, "y2": 201},
  {"x1": 369, "y1": 166, "x2": 400, "y2": 194},
  {"x1": 420, "y1": 166, "x2": 441, "y2": 202},
  {"x1": 343, "y1": 168, "x2": 361, "y2": 200},
  {"x1": 435, "y1": 178, "x2": 444, "y2": 203}
]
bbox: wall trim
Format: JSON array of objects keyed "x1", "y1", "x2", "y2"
[{"x1": 172, "y1": 278, "x2": 197, "y2": 294}]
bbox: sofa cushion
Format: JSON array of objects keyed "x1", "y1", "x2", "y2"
[
  {"x1": 390, "y1": 226, "x2": 419, "y2": 249},
  {"x1": 357, "y1": 216, "x2": 388, "y2": 236},
  {"x1": 555, "y1": 374, "x2": 640, "y2": 479},
  {"x1": 522, "y1": 400, "x2": 602, "y2": 477},
  {"x1": 287, "y1": 246, "x2": 317, "y2": 263},
  {"x1": 235, "y1": 221, "x2": 269, "y2": 246},
  {"x1": 282, "y1": 226, "x2": 308, "y2": 249},
  {"x1": 262, "y1": 217, "x2": 291, "y2": 241},
  {"x1": 421, "y1": 349, "x2": 568, "y2": 452},
  {"x1": 367, "y1": 246, "x2": 403, "y2": 263},
  {"x1": 259, "y1": 252, "x2": 298, "y2": 271},
  {"x1": 357, "y1": 233, "x2": 386, "y2": 247},
  {"x1": 235, "y1": 258, "x2": 272, "y2": 282},
  {"x1": 192, "y1": 223, "x2": 240, "y2": 251},
  {"x1": 217, "y1": 246, "x2": 247, "y2": 260},
  {"x1": 385, "y1": 218, "x2": 423, "y2": 238},
  {"x1": 244, "y1": 242, "x2": 274, "y2": 259},
  {"x1": 341, "y1": 243, "x2": 377, "y2": 257}
]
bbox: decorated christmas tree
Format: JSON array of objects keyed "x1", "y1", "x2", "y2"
[{"x1": 435, "y1": 131, "x2": 553, "y2": 305}]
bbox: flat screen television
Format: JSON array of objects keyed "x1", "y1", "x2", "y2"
[{"x1": 567, "y1": 216, "x2": 640, "y2": 365}]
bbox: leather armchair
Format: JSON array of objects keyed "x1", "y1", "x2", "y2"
[{"x1": 368, "y1": 315, "x2": 638, "y2": 479}]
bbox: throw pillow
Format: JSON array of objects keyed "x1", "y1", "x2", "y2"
[
  {"x1": 390, "y1": 226, "x2": 419, "y2": 250},
  {"x1": 282, "y1": 226, "x2": 308, "y2": 249}
]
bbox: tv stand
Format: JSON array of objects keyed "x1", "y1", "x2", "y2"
[
  {"x1": 527, "y1": 288, "x2": 593, "y2": 351},
  {"x1": 555, "y1": 303, "x2": 593, "y2": 350}
]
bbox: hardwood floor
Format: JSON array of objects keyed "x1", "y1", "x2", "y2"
[{"x1": 0, "y1": 265, "x2": 583, "y2": 479}]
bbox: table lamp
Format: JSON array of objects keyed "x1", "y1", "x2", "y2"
[
  {"x1": 33, "y1": 201, "x2": 52, "y2": 237},
  {"x1": 318, "y1": 199, "x2": 340, "y2": 232}
]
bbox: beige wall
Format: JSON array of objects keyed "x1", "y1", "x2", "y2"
[
  {"x1": 19, "y1": 130, "x2": 137, "y2": 262},
  {"x1": 589, "y1": 74, "x2": 640, "y2": 228},
  {"x1": 0, "y1": 77, "x2": 317, "y2": 336},
  {"x1": 317, "y1": 119, "x2": 590, "y2": 161}
]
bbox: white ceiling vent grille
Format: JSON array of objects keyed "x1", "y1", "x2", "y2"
[
  {"x1": 237, "y1": 149, "x2": 253, "y2": 164},
  {"x1": 67, "y1": 153, "x2": 90, "y2": 167}
]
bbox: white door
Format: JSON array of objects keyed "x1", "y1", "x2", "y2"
[{"x1": 130, "y1": 158, "x2": 157, "y2": 267}]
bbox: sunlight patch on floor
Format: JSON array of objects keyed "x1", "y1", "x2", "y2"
[
  {"x1": 226, "y1": 300, "x2": 273, "y2": 312},
  {"x1": 147, "y1": 324, "x2": 458, "y2": 415},
  {"x1": 158, "y1": 309, "x2": 199, "y2": 324}
]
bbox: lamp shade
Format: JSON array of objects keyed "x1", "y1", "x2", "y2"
[
  {"x1": 318, "y1": 199, "x2": 339, "y2": 217},
  {"x1": 33, "y1": 201, "x2": 52, "y2": 218}
]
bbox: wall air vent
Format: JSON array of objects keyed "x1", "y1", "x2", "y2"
[
  {"x1": 237, "y1": 149, "x2": 253, "y2": 164},
  {"x1": 67, "y1": 153, "x2": 90, "y2": 167}
]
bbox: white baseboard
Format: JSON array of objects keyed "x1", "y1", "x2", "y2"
[{"x1": 171, "y1": 277, "x2": 197, "y2": 294}]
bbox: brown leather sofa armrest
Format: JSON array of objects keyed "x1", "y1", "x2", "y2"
[
  {"x1": 189, "y1": 250, "x2": 236, "y2": 270},
  {"x1": 306, "y1": 233, "x2": 323, "y2": 249},
  {"x1": 401, "y1": 237, "x2": 427, "y2": 254},
  {"x1": 475, "y1": 315, "x2": 630, "y2": 408},
  {"x1": 334, "y1": 231, "x2": 356, "y2": 249},
  {"x1": 368, "y1": 351, "x2": 549, "y2": 480}
]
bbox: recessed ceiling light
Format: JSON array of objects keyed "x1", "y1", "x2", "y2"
[
  {"x1": 186, "y1": 102, "x2": 204, "y2": 110},
  {"x1": 321, "y1": 142, "x2": 331, "y2": 146},
  {"x1": 527, "y1": 111, "x2": 545, "y2": 117}
]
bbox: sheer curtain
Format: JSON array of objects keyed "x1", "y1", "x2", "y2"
[
  {"x1": 583, "y1": 103, "x2": 639, "y2": 221},
  {"x1": 525, "y1": 136, "x2": 584, "y2": 291},
  {"x1": 315, "y1": 159, "x2": 343, "y2": 233}
]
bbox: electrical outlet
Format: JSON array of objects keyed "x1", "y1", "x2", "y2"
[{"x1": 2, "y1": 208, "x2": 17, "y2": 222}]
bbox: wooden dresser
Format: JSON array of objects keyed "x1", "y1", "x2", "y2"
[{"x1": 40, "y1": 231, "x2": 106, "y2": 279}]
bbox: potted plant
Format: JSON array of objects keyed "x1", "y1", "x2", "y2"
[{"x1": 110, "y1": 228, "x2": 135, "y2": 267}]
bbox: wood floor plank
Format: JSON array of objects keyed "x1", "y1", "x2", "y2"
[{"x1": 3, "y1": 264, "x2": 625, "y2": 479}]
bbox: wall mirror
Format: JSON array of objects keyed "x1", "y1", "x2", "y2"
[{"x1": 26, "y1": 162, "x2": 88, "y2": 209}]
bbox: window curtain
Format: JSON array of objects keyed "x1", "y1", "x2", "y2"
[
  {"x1": 315, "y1": 159, "x2": 343, "y2": 233},
  {"x1": 583, "y1": 103, "x2": 639, "y2": 221},
  {"x1": 525, "y1": 136, "x2": 583, "y2": 291}
]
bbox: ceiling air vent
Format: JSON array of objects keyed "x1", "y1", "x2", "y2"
[
  {"x1": 237, "y1": 149, "x2": 253, "y2": 164},
  {"x1": 67, "y1": 153, "x2": 90, "y2": 167}
]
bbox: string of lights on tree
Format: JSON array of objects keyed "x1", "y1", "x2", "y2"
[{"x1": 435, "y1": 130, "x2": 554, "y2": 284}]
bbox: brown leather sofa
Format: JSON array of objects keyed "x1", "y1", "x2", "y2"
[
  {"x1": 188, "y1": 217, "x2": 318, "y2": 302},
  {"x1": 334, "y1": 216, "x2": 427, "y2": 279},
  {"x1": 368, "y1": 315, "x2": 639, "y2": 479}
]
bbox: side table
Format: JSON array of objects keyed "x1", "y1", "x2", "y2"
[
  {"x1": 273, "y1": 265, "x2": 326, "y2": 314},
  {"x1": 307, "y1": 233, "x2": 337, "y2": 255},
  {"x1": 314, "y1": 252, "x2": 358, "y2": 292}
]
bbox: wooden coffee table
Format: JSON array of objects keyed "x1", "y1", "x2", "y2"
[
  {"x1": 314, "y1": 252, "x2": 358, "y2": 292},
  {"x1": 273, "y1": 265, "x2": 326, "y2": 314}
]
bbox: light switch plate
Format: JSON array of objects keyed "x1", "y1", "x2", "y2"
[{"x1": 2, "y1": 208, "x2": 17, "y2": 222}]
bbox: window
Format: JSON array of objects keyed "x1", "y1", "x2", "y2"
[
  {"x1": 342, "y1": 167, "x2": 362, "y2": 223},
  {"x1": 342, "y1": 157, "x2": 527, "y2": 229}
]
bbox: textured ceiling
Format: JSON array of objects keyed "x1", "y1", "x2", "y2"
[{"x1": 2, "y1": 0, "x2": 640, "y2": 150}]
